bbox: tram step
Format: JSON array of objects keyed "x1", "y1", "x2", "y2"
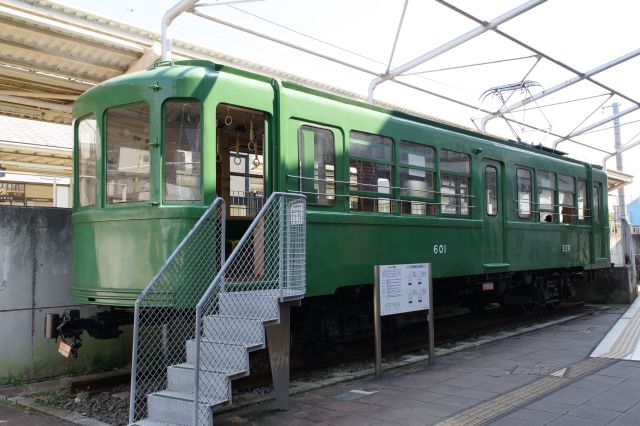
[
  {"x1": 218, "y1": 291, "x2": 279, "y2": 320},
  {"x1": 166, "y1": 363, "x2": 238, "y2": 400},
  {"x1": 185, "y1": 339, "x2": 253, "y2": 372},
  {"x1": 147, "y1": 390, "x2": 221, "y2": 425},
  {"x1": 202, "y1": 315, "x2": 267, "y2": 344}
]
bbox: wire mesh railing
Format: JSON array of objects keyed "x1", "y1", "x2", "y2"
[
  {"x1": 128, "y1": 197, "x2": 226, "y2": 424},
  {"x1": 194, "y1": 192, "x2": 306, "y2": 424}
]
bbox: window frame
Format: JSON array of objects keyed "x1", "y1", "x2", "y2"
[
  {"x1": 577, "y1": 179, "x2": 589, "y2": 222},
  {"x1": 75, "y1": 113, "x2": 98, "y2": 209},
  {"x1": 348, "y1": 130, "x2": 395, "y2": 214},
  {"x1": 439, "y1": 148, "x2": 471, "y2": 217},
  {"x1": 593, "y1": 183, "x2": 600, "y2": 223},
  {"x1": 104, "y1": 101, "x2": 151, "y2": 206},
  {"x1": 398, "y1": 140, "x2": 436, "y2": 216},
  {"x1": 485, "y1": 165, "x2": 498, "y2": 217},
  {"x1": 516, "y1": 168, "x2": 533, "y2": 219},
  {"x1": 298, "y1": 124, "x2": 337, "y2": 207},
  {"x1": 558, "y1": 174, "x2": 576, "y2": 224},
  {"x1": 537, "y1": 170, "x2": 556, "y2": 223},
  {"x1": 162, "y1": 98, "x2": 202, "y2": 204}
]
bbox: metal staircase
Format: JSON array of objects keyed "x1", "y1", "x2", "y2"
[{"x1": 129, "y1": 193, "x2": 306, "y2": 425}]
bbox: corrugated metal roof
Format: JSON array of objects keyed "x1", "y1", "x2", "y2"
[
  {"x1": 0, "y1": 0, "x2": 453, "y2": 128},
  {"x1": 0, "y1": 114, "x2": 72, "y2": 175},
  {"x1": 0, "y1": 114, "x2": 71, "y2": 147}
]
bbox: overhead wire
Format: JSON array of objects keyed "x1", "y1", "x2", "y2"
[
  {"x1": 403, "y1": 54, "x2": 539, "y2": 75},
  {"x1": 510, "y1": 93, "x2": 613, "y2": 112},
  {"x1": 223, "y1": 2, "x2": 536, "y2": 97},
  {"x1": 225, "y1": 4, "x2": 386, "y2": 67}
]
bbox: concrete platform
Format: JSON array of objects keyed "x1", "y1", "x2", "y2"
[
  {"x1": 217, "y1": 305, "x2": 640, "y2": 425},
  {"x1": 592, "y1": 296, "x2": 640, "y2": 360}
]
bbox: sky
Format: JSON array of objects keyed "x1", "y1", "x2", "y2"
[{"x1": 54, "y1": 0, "x2": 640, "y2": 213}]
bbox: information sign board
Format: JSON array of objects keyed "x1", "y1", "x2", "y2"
[
  {"x1": 373, "y1": 263, "x2": 434, "y2": 378},
  {"x1": 379, "y1": 263, "x2": 430, "y2": 316}
]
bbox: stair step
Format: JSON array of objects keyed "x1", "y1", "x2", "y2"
[
  {"x1": 202, "y1": 315, "x2": 265, "y2": 344},
  {"x1": 134, "y1": 420, "x2": 180, "y2": 426},
  {"x1": 186, "y1": 339, "x2": 253, "y2": 372},
  {"x1": 218, "y1": 291, "x2": 280, "y2": 320},
  {"x1": 147, "y1": 390, "x2": 221, "y2": 425},
  {"x1": 167, "y1": 363, "x2": 236, "y2": 400}
]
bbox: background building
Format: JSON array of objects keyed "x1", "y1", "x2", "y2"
[{"x1": 0, "y1": 115, "x2": 72, "y2": 208}]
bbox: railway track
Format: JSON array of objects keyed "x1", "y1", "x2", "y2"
[
  {"x1": 231, "y1": 301, "x2": 585, "y2": 393},
  {"x1": 67, "y1": 302, "x2": 585, "y2": 397}
]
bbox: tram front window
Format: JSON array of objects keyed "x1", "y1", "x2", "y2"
[
  {"x1": 105, "y1": 103, "x2": 150, "y2": 204},
  {"x1": 215, "y1": 104, "x2": 266, "y2": 218}
]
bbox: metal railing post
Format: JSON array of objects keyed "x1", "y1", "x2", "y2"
[
  {"x1": 129, "y1": 197, "x2": 225, "y2": 423},
  {"x1": 128, "y1": 301, "x2": 141, "y2": 425},
  {"x1": 191, "y1": 193, "x2": 305, "y2": 425},
  {"x1": 193, "y1": 305, "x2": 202, "y2": 426},
  {"x1": 278, "y1": 195, "x2": 285, "y2": 300}
]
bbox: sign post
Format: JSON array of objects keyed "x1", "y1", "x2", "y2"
[{"x1": 374, "y1": 263, "x2": 434, "y2": 379}]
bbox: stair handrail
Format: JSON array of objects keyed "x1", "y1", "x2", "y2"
[
  {"x1": 193, "y1": 192, "x2": 306, "y2": 424},
  {"x1": 129, "y1": 197, "x2": 226, "y2": 425}
]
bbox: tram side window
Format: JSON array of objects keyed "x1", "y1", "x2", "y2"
[
  {"x1": 77, "y1": 115, "x2": 97, "y2": 207},
  {"x1": 537, "y1": 170, "x2": 556, "y2": 223},
  {"x1": 164, "y1": 101, "x2": 201, "y2": 201},
  {"x1": 440, "y1": 149, "x2": 470, "y2": 215},
  {"x1": 298, "y1": 125, "x2": 336, "y2": 206},
  {"x1": 349, "y1": 131, "x2": 393, "y2": 213},
  {"x1": 106, "y1": 103, "x2": 150, "y2": 204},
  {"x1": 399, "y1": 141, "x2": 436, "y2": 216},
  {"x1": 558, "y1": 174, "x2": 575, "y2": 224},
  {"x1": 577, "y1": 179, "x2": 588, "y2": 221},
  {"x1": 485, "y1": 166, "x2": 497, "y2": 216},
  {"x1": 593, "y1": 184, "x2": 600, "y2": 223},
  {"x1": 516, "y1": 168, "x2": 532, "y2": 219}
]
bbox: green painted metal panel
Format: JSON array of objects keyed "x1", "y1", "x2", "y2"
[{"x1": 70, "y1": 60, "x2": 611, "y2": 306}]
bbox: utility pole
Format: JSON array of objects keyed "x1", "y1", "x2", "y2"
[
  {"x1": 609, "y1": 103, "x2": 637, "y2": 287},
  {"x1": 613, "y1": 102, "x2": 626, "y2": 219}
]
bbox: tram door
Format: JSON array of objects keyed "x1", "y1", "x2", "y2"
[{"x1": 482, "y1": 159, "x2": 506, "y2": 266}]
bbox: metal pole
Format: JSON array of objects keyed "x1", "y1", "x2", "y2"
[
  {"x1": 385, "y1": 0, "x2": 409, "y2": 74},
  {"x1": 481, "y1": 49, "x2": 640, "y2": 134},
  {"x1": 613, "y1": 103, "x2": 626, "y2": 219},
  {"x1": 128, "y1": 302, "x2": 141, "y2": 425},
  {"x1": 427, "y1": 263, "x2": 435, "y2": 366},
  {"x1": 220, "y1": 200, "x2": 226, "y2": 292},
  {"x1": 279, "y1": 196, "x2": 284, "y2": 301},
  {"x1": 374, "y1": 265, "x2": 382, "y2": 379},
  {"x1": 368, "y1": 0, "x2": 546, "y2": 103},
  {"x1": 554, "y1": 105, "x2": 640, "y2": 149},
  {"x1": 161, "y1": 0, "x2": 199, "y2": 61},
  {"x1": 193, "y1": 306, "x2": 202, "y2": 426},
  {"x1": 52, "y1": 176, "x2": 57, "y2": 207},
  {"x1": 603, "y1": 138, "x2": 640, "y2": 168}
]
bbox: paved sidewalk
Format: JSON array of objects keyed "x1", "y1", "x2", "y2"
[
  {"x1": 0, "y1": 398, "x2": 71, "y2": 425},
  {"x1": 217, "y1": 307, "x2": 637, "y2": 425},
  {"x1": 494, "y1": 359, "x2": 640, "y2": 425}
]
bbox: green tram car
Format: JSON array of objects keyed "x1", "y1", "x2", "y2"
[{"x1": 69, "y1": 60, "x2": 609, "y2": 343}]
